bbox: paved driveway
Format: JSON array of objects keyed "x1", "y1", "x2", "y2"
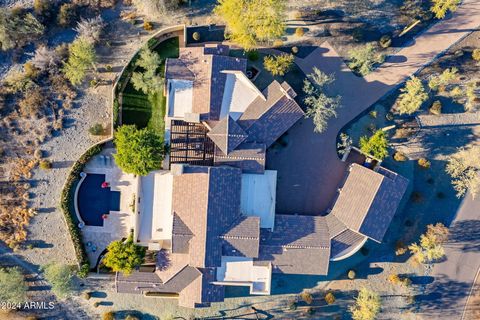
[{"x1": 267, "y1": 0, "x2": 480, "y2": 215}]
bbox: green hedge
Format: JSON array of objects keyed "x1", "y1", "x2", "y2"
[{"x1": 60, "y1": 142, "x2": 105, "y2": 276}]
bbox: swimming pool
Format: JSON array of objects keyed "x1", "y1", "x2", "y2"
[{"x1": 77, "y1": 173, "x2": 121, "y2": 226}]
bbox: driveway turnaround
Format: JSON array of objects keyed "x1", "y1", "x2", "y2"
[{"x1": 267, "y1": 0, "x2": 480, "y2": 215}]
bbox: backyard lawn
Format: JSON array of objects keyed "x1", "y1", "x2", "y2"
[{"x1": 121, "y1": 37, "x2": 179, "y2": 140}]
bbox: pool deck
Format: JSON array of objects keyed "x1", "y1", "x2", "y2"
[{"x1": 81, "y1": 148, "x2": 138, "y2": 266}]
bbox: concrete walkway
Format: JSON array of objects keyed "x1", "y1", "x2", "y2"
[{"x1": 267, "y1": 0, "x2": 480, "y2": 215}]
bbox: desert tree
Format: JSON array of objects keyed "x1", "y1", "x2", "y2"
[
  {"x1": 446, "y1": 145, "x2": 480, "y2": 198},
  {"x1": 63, "y1": 37, "x2": 97, "y2": 85},
  {"x1": 130, "y1": 47, "x2": 164, "y2": 95},
  {"x1": 349, "y1": 288, "x2": 381, "y2": 320},
  {"x1": 41, "y1": 263, "x2": 75, "y2": 299},
  {"x1": 303, "y1": 67, "x2": 341, "y2": 133},
  {"x1": 348, "y1": 43, "x2": 385, "y2": 76},
  {"x1": 214, "y1": 0, "x2": 286, "y2": 50},
  {"x1": 430, "y1": 0, "x2": 461, "y2": 19},
  {"x1": 409, "y1": 223, "x2": 449, "y2": 263},
  {"x1": 114, "y1": 125, "x2": 164, "y2": 176},
  {"x1": 74, "y1": 16, "x2": 105, "y2": 44},
  {"x1": 0, "y1": 267, "x2": 27, "y2": 304},
  {"x1": 396, "y1": 76, "x2": 428, "y2": 114},
  {"x1": 0, "y1": 9, "x2": 45, "y2": 51},
  {"x1": 359, "y1": 130, "x2": 389, "y2": 160},
  {"x1": 263, "y1": 53, "x2": 294, "y2": 76},
  {"x1": 103, "y1": 234, "x2": 146, "y2": 275}
]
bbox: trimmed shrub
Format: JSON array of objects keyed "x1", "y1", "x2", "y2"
[
  {"x1": 325, "y1": 292, "x2": 336, "y2": 305},
  {"x1": 300, "y1": 292, "x2": 313, "y2": 304},
  {"x1": 295, "y1": 27, "x2": 305, "y2": 37},
  {"x1": 348, "y1": 269, "x2": 356, "y2": 279},
  {"x1": 472, "y1": 49, "x2": 480, "y2": 62},
  {"x1": 273, "y1": 40, "x2": 284, "y2": 47},
  {"x1": 395, "y1": 241, "x2": 408, "y2": 255},
  {"x1": 102, "y1": 311, "x2": 115, "y2": 320},
  {"x1": 39, "y1": 159, "x2": 52, "y2": 170},
  {"x1": 291, "y1": 46, "x2": 299, "y2": 54},
  {"x1": 82, "y1": 291, "x2": 91, "y2": 300},
  {"x1": 429, "y1": 100, "x2": 442, "y2": 115},
  {"x1": 143, "y1": 21, "x2": 153, "y2": 31},
  {"x1": 418, "y1": 158, "x2": 431, "y2": 169},
  {"x1": 247, "y1": 50, "x2": 259, "y2": 61},
  {"x1": 89, "y1": 123, "x2": 105, "y2": 136},
  {"x1": 393, "y1": 152, "x2": 407, "y2": 162},
  {"x1": 192, "y1": 31, "x2": 200, "y2": 41},
  {"x1": 379, "y1": 35, "x2": 392, "y2": 48}
]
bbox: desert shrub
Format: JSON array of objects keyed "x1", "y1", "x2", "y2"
[
  {"x1": 74, "y1": 16, "x2": 105, "y2": 44},
  {"x1": 125, "y1": 315, "x2": 141, "y2": 320},
  {"x1": 418, "y1": 158, "x2": 431, "y2": 169},
  {"x1": 89, "y1": 123, "x2": 105, "y2": 136},
  {"x1": 349, "y1": 288, "x2": 381, "y2": 320},
  {"x1": 24, "y1": 62, "x2": 39, "y2": 79},
  {"x1": 82, "y1": 291, "x2": 91, "y2": 300},
  {"x1": 63, "y1": 37, "x2": 96, "y2": 85},
  {"x1": 34, "y1": 149, "x2": 44, "y2": 159},
  {"x1": 18, "y1": 86, "x2": 45, "y2": 117},
  {"x1": 348, "y1": 43, "x2": 385, "y2": 76},
  {"x1": 57, "y1": 3, "x2": 77, "y2": 27},
  {"x1": 385, "y1": 112, "x2": 394, "y2": 121},
  {"x1": 393, "y1": 152, "x2": 407, "y2": 162},
  {"x1": 449, "y1": 86, "x2": 463, "y2": 99},
  {"x1": 360, "y1": 130, "x2": 389, "y2": 160},
  {"x1": 395, "y1": 241, "x2": 408, "y2": 255},
  {"x1": 388, "y1": 274, "x2": 401, "y2": 284},
  {"x1": 103, "y1": 234, "x2": 146, "y2": 275},
  {"x1": 325, "y1": 292, "x2": 336, "y2": 305},
  {"x1": 379, "y1": 35, "x2": 392, "y2": 48},
  {"x1": 0, "y1": 9, "x2": 44, "y2": 51},
  {"x1": 397, "y1": 76, "x2": 428, "y2": 114},
  {"x1": 348, "y1": 269, "x2": 356, "y2": 279},
  {"x1": 295, "y1": 27, "x2": 305, "y2": 37},
  {"x1": 273, "y1": 39, "x2": 284, "y2": 47},
  {"x1": 429, "y1": 100, "x2": 442, "y2": 115},
  {"x1": 214, "y1": 0, "x2": 285, "y2": 50},
  {"x1": 472, "y1": 49, "x2": 480, "y2": 62},
  {"x1": 192, "y1": 31, "x2": 200, "y2": 41},
  {"x1": 132, "y1": 0, "x2": 179, "y2": 20},
  {"x1": 93, "y1": 302, "x2": 100, "y2": 308},
  {"x1": 41, "y1": 263, "x2": 75, "y2": 299},
  {"x1": 445, "y1": 146, "x2": 480, "y2": 198},
  {"x1": 369, "y1": 110, "x2": 377, "y2": 118},
  {"x1": 428, "y1": 67, "x2": 458, "y2": 91},
  {"x1": 352, "y1": 28, "x2": 364, "y2": 42},
  {"x1": 430, "y1": 0, "x2": 460, "y2": 19},
  {"x1": 306, "y1": 307, "x2": 315, "y2": 315},
  {"x1": 247, "y1": 50, "x2": 259, "y2": 61},
  {"x1": 411, "y1": 191, "x2": 423, "y2": 202},
  {"x1": 393, "y1": 127, "x2": 414, "y2": 139},
  {"x1": 288, "y1": 300, "x2": 298, "y2": 310},
  {"x1": 39, "y1": 159, "x2": 52, "y2": 170},
  {"x1": 465, "y1": 82, "x2": 477, "y2": 112},
  {"x1": 102, "y1": 311, "x2": 115, "y2": 320},
  {"x1": 291, "y1": 46, "x2": 299, "y2": 54},
  {"x1": 0, "y1": 267, "x2": 27, "y2": 304},
  {"x1": 337, "y1": 132, "x2": 352, "y2": 155},
  {"x1": 143, "y1": 21, "x2": 153, "y2": 31},
  {"x1": 409, "y1": 223, "x2": 449, "y2": 263},
  {"x1": 34, "y1": 0, "x2": 53, "y2": 19},
  {"x1": 263, "y1": 53, "x2": 294, "y2": 76},
  {"x1": 300, "y1": 292, "x2": 313, "y2": 304}
]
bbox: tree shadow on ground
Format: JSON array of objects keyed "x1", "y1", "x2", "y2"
[{"x1": 448, "y1": 219, "x2": 480, "y2": 252}]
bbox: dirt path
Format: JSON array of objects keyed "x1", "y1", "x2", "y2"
[{"x1": 268, "y1": 0, "x2": 480, "y2": 215}]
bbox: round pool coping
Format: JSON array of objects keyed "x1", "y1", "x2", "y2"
[{"x1": 74, "y1": 172, "x2": 87, "y2": 228}]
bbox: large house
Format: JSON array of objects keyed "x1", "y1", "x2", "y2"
[{"x1": 116, "y1": 44, "x2": 409, "y2": 308}]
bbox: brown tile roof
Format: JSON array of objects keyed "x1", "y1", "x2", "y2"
[
  {"x1": 213, "y1": 143, "x2": 266, "y2": 174},
  {"x1": 238, "y1": 81, "x2": 304, "y2": 148},
  {"x1": 207, "y1": 115, "x2": 248, "y2": 154},
  {"x1": 178, "y1": 267, "x2": 225, "y2": 308},
  {"x1": 331, "y1": 164, "x2": 409, "y2": 242},
  {"x1": 255, "y1": 215, "x2": 331, "y2": 275},
  {"x1": 171, "y1": 165, "x2": 242, "y2": 268},
  {"x1": 221, "y1": 216, "x2": 260, "y2": 258},
  {"x1": 330, "y1": 229, "x2": 367, "y2": 260},
  {"x1": 172, "y1": 213, "x2": 193, "y2": 254}
]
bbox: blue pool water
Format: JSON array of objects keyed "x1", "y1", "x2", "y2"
[{"x1": 77, "y1": 174, "x2": 121, "y2": 226}]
